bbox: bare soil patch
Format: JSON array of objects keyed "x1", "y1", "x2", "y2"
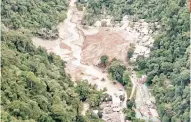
[
  {"x1": 81, "y1": 28, "x2": 129, "y2": 65},
  {"x1": 59, "y1": 42, "x2": 71, "y2": 50}
]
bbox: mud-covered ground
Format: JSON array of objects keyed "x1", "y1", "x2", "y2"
[{"x1": 32, "y1": 0, "x2": 159, "y2": 121}]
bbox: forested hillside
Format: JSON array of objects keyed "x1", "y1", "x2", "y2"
[
  {"x1": 130, "y1": 0, "x2": 190, "y2": 121},
  {"x1": 79, "y1": 0, "x2": 131, "y2": 25},
  {"x1": 1, "y1": 30, "x2": 104, "y2": 122},
  {"x1": 1, "y1": 0, "x2": 68, "y2": 39},
  {"x1": 1, "y1": 0, "x2": 104, "y2": 122},
  {"x1": 80, "y1": 0, "x2": 190, "y2": 121}
]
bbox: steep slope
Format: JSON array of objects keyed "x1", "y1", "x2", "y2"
[
  {"x1": 1, "y1": 30, "x2": 104, "y2": 122},
  {"x1": 1, "y1": 30, "x2": 78, "y2": 122}
]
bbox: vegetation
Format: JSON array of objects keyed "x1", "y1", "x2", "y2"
[
  {"x1": 127, "y1": 44, "x2": 135, "y2": 59},
  {"x1": 107, "y1": 59, "x2": 133, "y2": 99},
  {"x1": 1, "y1": 0, "x2": 69, "y2": 39},
  {"x1": 76, "y1": 81, "x2": 104, "y2": 108},
  {"x1": 126, "y1": 99, "x2": 135, "y2": 109},
  {"x1": 78, "y1": 0, "x2": 129, "y2": 25},
  {"x1": 107, "y1": 60, "x2": 126, "y2": 84},
  {"x1": 1, "y1": 30, "x2": 103, "y2": 122},
  {"x1": 100, "y1": 55, "x2": 109, "y2": 67},
  {"x1": 76, "y1": 0, "x2": 86, "y2": 11},
  {"x1": 97, "y1": 111, "x2": 103, "y2": 118},
  {"x1": 123, "y1": 99, "x2": 144, "y2": 122},
  {"x1": 130, "y1": 0, "x2": 190, "y2": 121},
  {"x1": 122, "y1": 71, "x2": 132, "y2": 87},
  {"x1": 107, "y1": 59, "x2": 132, "y2": 87},
  {"x1": 83, "y1": 0, "x2": 189, "y2": 121},
  {"x1": 101, "y1": 93, "x2": 112, "y2": 102}
]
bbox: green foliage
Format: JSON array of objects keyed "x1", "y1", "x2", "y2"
[
  {"x1": 97, "y1": 111, "x2": 103, "y2": 118},
  {"x1": 76, "y1": 115, "x2": 88, "y2": 122},
  {"x1": 122, "y1": 71, "x2": 131, "y2": 86},
  {"x1": 1, "y1": 0, "x2": 104, "y2": 122},
  {"x1": 124, "y1": 99, "x2": 142, "y2": 121},
  {"x1": 80, "y1": 0, "x2": 128, "y2": 25},
  {"x1": 85, "y1": 111, "x2": 104, "y2": 122},
  {"x1": 162, "y1": 115, "x2": 170, "y2": 122},
  {"x1": 100, "y1": 55, "x2": 109, "y2": 66},
  {"x1": 76, "y1": 81, "x2": 92, "y2": 101},
  {"x1": 76, "y1": 2, "x2": 85, "y2": 11},
  {"x1": 91, "y1": 112, "x2": 99, "y2": 119},
  {"x1": 1, "y1": 30, "x2": 102, "y2": 122},
  {"x1": 1, "y1": 0, "x2": 68, "y2": 39},
  {"x1": 136, "y1": 56, "x2": 146, "y2": 70},
  {"x1": 108, "y1": 60, "x2": 126, "y2": 83},
  {"x1": 88, "y1": 93, "x2": 102, "y2": 108},
  {"x1": 127, "y1": 45, "x2": 135, "y2": 59},
  {"x1": 127, "y1": 0, "x2": 190, "y2": 121},
  {"x1": 126, "y1": 99, "x2": 135, "y2": 109},
  {"x1": 101, "y1": 93, "x2": 112, "y2": 102},
  {"x1": 124, "y1": 108, "x2": 136, "y2": 121},
  {"x1": 107, "y1": 60, "x2": 132, "y2": 86},
  {"x1": 76, "y1": 81, "x2": 103, "y2": 108}
]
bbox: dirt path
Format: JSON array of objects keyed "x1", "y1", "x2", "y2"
[
  {"x1": 129, "y1": 85, "x2": 136, "y2": 100},
  {"x1": 129, "y1": 69, "x2": 137, "y2": 100}
]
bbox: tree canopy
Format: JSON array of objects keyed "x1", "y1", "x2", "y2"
[
  {"x1": 1, "y1": 30, "x2": 104, "y2": 122},
  {"x1": 128, "y1": 0, "x2": 190, "y2": 121},
  {"x1": 1, "y1": 0, "x2": 69, "y2": 39}
]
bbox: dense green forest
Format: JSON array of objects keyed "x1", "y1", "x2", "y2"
[
  {"x1": 107, "y1": 59, "x2": 131, "y2": 86},
  {"x1": 79, "y1": 0, "x2": 131, "y2": 25},
  {"x1": 1, "y1": 29, "x2": 105, "y2": 122},
  {"x1": 1, "y1": 0, "x2": 105, "y2": 122},
  {"x1": 129, "y1": 0, "x2": 190, "y2": 121},
  {"x1": 1, "y1": 0, "x2": 69, "y2": 39},
  {"x1": 80, "y1": 0, "x2": 190, "y2": 121}
]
